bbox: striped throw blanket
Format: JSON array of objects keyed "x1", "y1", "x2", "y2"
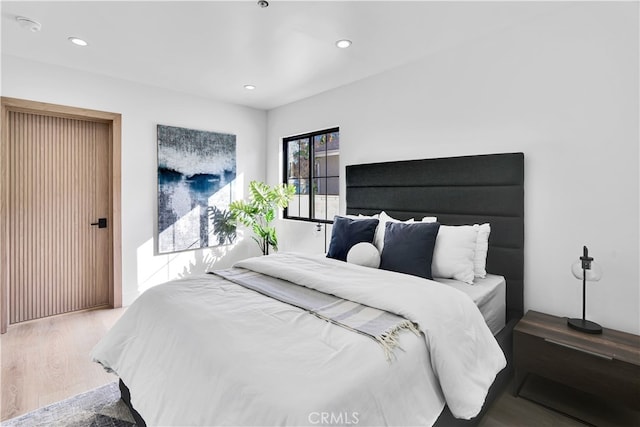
[{"x1": 212, "y1": 267, "x2": 420, "y2": 361}]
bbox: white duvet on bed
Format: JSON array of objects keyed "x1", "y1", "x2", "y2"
[{"x1": 92, "y1": 253, "x2": 505, "y2": 426}]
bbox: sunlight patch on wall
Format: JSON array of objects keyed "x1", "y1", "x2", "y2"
[{"x1": 137, "y1": 174, "x2": 249, "y2": 295}]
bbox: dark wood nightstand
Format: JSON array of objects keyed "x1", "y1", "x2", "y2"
[{"x1": 513, "y1": 310, "x2": 640, "y2": 413}]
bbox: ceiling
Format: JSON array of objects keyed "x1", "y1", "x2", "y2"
[{"x1": 2, "y1": 1, "x2": 570, "y2": 110}]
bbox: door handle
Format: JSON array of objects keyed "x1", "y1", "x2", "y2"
[{"x1": 90, "y1": 218, "x2": 107, "y2": 229}]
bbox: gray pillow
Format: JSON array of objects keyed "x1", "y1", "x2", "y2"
[{"x1": 379, "y1": 221, "x2": 440, "y2": 279}]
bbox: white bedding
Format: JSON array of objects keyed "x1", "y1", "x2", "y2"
[
  {"x1": 434, "y1": 274, "x2": 506, "y2": 335},
  {"x1": 92, "y1": 253, "x2": 505, "y2": 426}
]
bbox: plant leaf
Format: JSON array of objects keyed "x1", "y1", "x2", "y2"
[{"x1": 229, "y1": 180, "x2": 296, "y2": 254}]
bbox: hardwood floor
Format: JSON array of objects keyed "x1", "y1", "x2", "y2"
[
  {"x1": 0, "y1": 308, "x2": 598, "y2": 426},
  {"x1": 480, "y1": 383, "x2": 587, "y2": 427},
  {"x1": 0, "y1": 307, "x2": 125, "y2": 421}
]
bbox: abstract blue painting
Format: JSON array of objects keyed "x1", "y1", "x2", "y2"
[{"x1": 157, "y1": 125, "x2": 236, "y2": 253}]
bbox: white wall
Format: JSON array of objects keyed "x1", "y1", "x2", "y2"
[
  {"x1": 267, "y1": 3, "x2": 640, "y2": 334},
  {"x1": 2, "y1": 55, "x2": 267, "y2": 305}
]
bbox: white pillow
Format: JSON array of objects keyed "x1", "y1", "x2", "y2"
[
  {"x1": 421, "y1": 216, "x2": 438, "y2": 223},
  {"x1": 343, "y1": 213, "x2": 380, "y2": 219},
  {"x1": 346, "y1": 242, "x2": 381, "y2": 268},
  {"x1": 474, "y1": 223, "x2": 491, "y2": 278},
  {"x1": 431, "y1": 225, "x2": 478, "y2": 284},
  {"x1": 374, "y1": 211, "x2": 414, "y2": 252}
]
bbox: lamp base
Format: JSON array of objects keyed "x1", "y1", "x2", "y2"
[{"x1": 567, "y1": 318, "x2": 603, "y2": 334}]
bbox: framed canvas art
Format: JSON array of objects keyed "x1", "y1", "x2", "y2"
[{"x1": 157, "y1": 124, "x2": 236, "y2": 253}]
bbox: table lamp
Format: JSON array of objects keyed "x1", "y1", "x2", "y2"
[{"x1": 567, "y1": 246, "x2": 603, "y2": 334}]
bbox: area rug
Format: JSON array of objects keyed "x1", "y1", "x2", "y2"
[{"x1": 2, "y1": 381, "x2": 137, "y2": 427}]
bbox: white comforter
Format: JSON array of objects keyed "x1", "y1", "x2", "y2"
[{"x1": 92, "y1": 253, "x2": 505, "y2": 426}]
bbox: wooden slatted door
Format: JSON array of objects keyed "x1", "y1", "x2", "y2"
[{"x1": 7, "y1": 111, "x2": 111, "y2": 324}]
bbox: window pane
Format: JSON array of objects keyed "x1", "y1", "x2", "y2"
[
  {"x1": 312, "y1": 177, "x2": 339, "y2": 221},
  {"x1": 314, "y1": 134, "x2": 329, "y2": 178},
  {"x1": 291, "y1": 178, "x2": 309, "y2": 218},
  {"x1": 287, "y1": 178, "x2": 300, "y2": 218},
  {"x1": 288, "y1": 194, "x2": 301, "y2": 218},
  {"x1": 326, "y1": 154, "x2": 339, "y2": 177},
  {"x1": 287, "y1": 139, "x2": 310, "y2": 179},
  {"x1": 325, "y1": 177, "x2": 339, "y2": 196},
  {"x1": 297, "y1": 178, "x2": 310, "y2": 195},
  {"x1": 313, "y1": 201, "x2": 324, "y2": 221},
  {"x1": 312, "y1": 177, "x2": 324, "y2": 196},
  {"x1": 298, "y1": 138, "x2": 310, "y2": 179},
  {"x1": 328, "y1": 132, "x2": 339, "y2": 151},
  {"x1": 325, "y1": 177, "x2": 339, "y2": 220},
  {"x1": 314, "y1": 134, "x2": 326, "y2": 155},
  {"x1": 298, "y1": 191, "x2": 310, "y2": 219},
  {"x1": 314, "y1": 156, "x2": 327, "y2": 178},
  {"x1": 287, "y1": 140, "x2": 299, "y2": 179},
  {"x1": 288, "y1": 178, "x2": 309, "y2": 219},
  {"x1": 312, "y1": 178, "x2": 325, "y2": 220}
]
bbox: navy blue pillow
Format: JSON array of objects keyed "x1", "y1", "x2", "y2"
[
  {"x1": 326, "y1": 216, "x2": 379, "y2": 262},
  {"x1": 379, "y1": 221, "x2": 440, "y2": 279}
]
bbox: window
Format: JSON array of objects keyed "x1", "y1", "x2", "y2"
[{"x1": 283, "y1": 128, "x2": 339, "y2": 222}]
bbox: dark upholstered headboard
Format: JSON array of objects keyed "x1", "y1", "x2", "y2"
[{"x1": 346, "y1": 153, "x2": 524, "y2": 321}]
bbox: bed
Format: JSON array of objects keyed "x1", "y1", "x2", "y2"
[
  {"x1": 92, "y1": 152, "x2": 524, "y2": 426},
  {"x1": 345, "y1": 152, "x2": 524, "y2": 426}
]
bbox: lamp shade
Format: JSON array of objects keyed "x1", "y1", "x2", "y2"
[{"x1": 571, "y1": 259, "x2": 603, "y2": 281}]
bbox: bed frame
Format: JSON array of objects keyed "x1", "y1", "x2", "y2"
[
  {"x1": 120, "y1": 152, "x2": 524, "y2": 426},
  {"x1": 346, "y1": 152, "x2": 525, "y2": 425}
]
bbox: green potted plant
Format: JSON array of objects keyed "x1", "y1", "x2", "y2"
[{"x1": 230, "y1": 180, "x2": 296, "y2": 255}]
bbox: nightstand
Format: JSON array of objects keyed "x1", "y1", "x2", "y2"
[{"x1": 513, "y1": 310, "x2": 640, "y2": 412}]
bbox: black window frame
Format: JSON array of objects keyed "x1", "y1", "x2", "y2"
[{"x1": 283, "y1": 127, "x2": 339, "y2": 224}]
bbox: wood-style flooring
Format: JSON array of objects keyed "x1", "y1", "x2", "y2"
[
  {"x1": 1, "y1": 308, "x2": 588, "y2": 425},
  {"x1": 1, "y1": 307, "x2": 125, "y2": 421}
]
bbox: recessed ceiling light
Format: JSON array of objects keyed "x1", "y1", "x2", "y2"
[
  {"x1": 244, "y1": 85, "x2": 256, "y2": 90},
  {"x1": 335, "y1": 39, "x2": 352, "y2": 49},
  {"x1": 68, "y1": 37, "x2": 88, "y2": 47},
  {"x1": 16, "y1": 16, "x2": 41, "y2": 33}
]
